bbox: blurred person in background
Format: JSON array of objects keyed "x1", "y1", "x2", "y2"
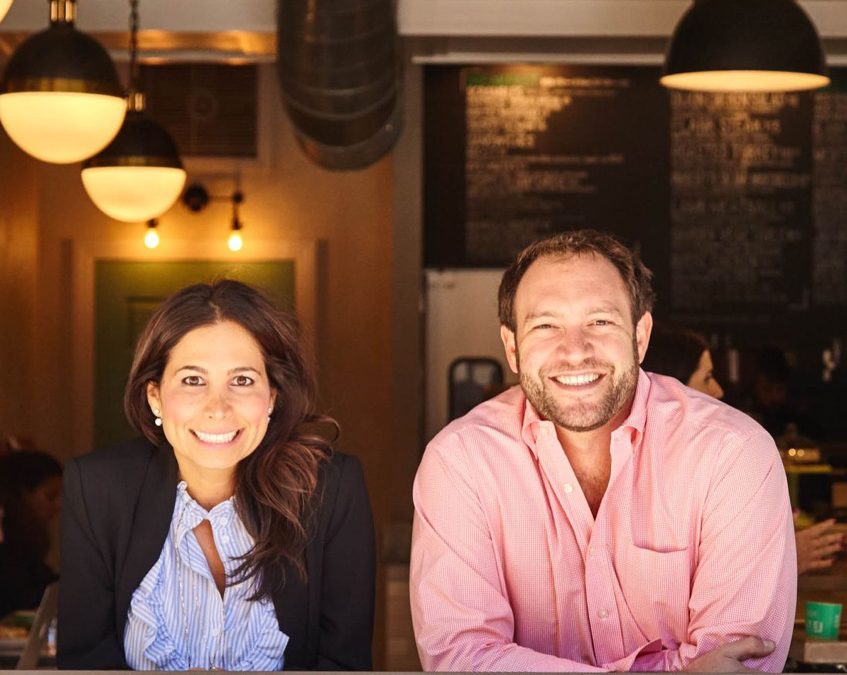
[
  {"x1": 0, "y1": 449, "x2": 62, "y2": 618},
  {"x1": 641, "y1": 324, "x2": 724, "y2": 399},
  {"x1": 644, "y1": 325, "x2": 842, "y2": 576}
]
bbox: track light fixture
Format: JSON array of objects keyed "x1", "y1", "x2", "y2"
[
  {"x1": 181, "y1": 181, "x2": 247, "y2": 252},
  {"x1": 144, "y1": 219, "x2": 160, "y2": 249},
  {"x1": 228, "y1": 192, "x2": 245, "y2": 252}
]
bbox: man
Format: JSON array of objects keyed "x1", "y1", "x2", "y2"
[{"x1": 410, "y1": 230, "x2": 796, "y2": 672}]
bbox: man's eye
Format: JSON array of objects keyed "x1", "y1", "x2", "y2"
[
  {"x1": 182, "y1": 375, "x2": 204, "y2": 386},
  {"x1": 232, "y1": 375, "x2": 254, "y2": 386},
  {"x1": 593, "y1": 319, "x2": 612, "y2": 326}
]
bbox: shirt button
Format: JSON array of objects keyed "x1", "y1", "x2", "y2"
[
  {"x1": 598, "y1": 609, "x2": 609, "y2": 619},
  {"x1": 219, "y1": 534, "x2": 230, "y2": 544},
  {"x1": 563, "y1": 483, "x2": 574, "y2": 494}
]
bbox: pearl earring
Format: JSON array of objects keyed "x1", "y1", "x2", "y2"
[
  {"x1": 267, "y1": 405, "x2": 273, "y2": 422},
  {"x1": 154, "y1": 408, "x2": 162, "y2": 427}
]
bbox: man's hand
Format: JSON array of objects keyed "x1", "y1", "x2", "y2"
[{"x1": 683, "y1": 637, "x2": 776, "y2": 673}]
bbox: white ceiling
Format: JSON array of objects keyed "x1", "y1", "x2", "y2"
[
  {"x1": 2, "y1": 0, "x2": 847, "y2": 63},
  {"x1": 1, "y1": 0, "x2": 274, "y2": 32}
]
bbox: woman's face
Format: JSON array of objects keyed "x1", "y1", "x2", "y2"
[
  {"x1": 146, "y1": 320, "x2": 276, "y2": 482},
  {"x1": 687, "y1": 349, "x2": 724, "y2": 399},
  {"x1": 22, "y1": 475, "x2": 63, "y2": 527}
]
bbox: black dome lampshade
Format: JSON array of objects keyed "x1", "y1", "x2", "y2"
[
  {"x1": 81, "y1": 94, "x2": 186, "y2": 222},
  {"x1": 661, "y1": 0, "x2": 829, "y2": 92},
  {"x1": 0, "y1": 0, "x2": 126, "y2": 163},
  {"x1": 80, "y1": 0, "x2": 186, "y2": 223}
]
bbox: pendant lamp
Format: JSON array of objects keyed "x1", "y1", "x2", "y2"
[
  {"x1": 81, "y1": 0, "x2": 186, "y2": 223},
  {"x1": 0, "y1": 0, "x2": 14, "y2": 23},
  {"x1": 0, "y1": 0, "x2": 126, "y2": 163},
  {"x1": 661, "y1": 0, "x2": 829, "y2": 92}
]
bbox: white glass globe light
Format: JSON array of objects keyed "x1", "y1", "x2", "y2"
[
  {"x1": 0, "y1": 2, "x2": 126, "y2": 164},
  {"x1": 82, "y1": 165, "x2": 187, "y2": 222},
  {"x1": 0, "y1": 0, "x2": 14, "y2": 22},
  {"x1": 0, "y1": 91, "x2": 126, "y2": 163}
]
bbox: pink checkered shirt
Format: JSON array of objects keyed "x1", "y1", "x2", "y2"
[{"x1": 411, "y1": 370, "x2": 796, "y2": 672}]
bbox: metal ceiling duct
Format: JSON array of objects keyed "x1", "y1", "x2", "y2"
[{"x1": 277, "y1": 0, "x2": 402, "y2": 170}]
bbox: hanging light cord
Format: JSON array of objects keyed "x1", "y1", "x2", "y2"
[
  {"x1": 231, "y1": 190, "x2": 244, "y2": 230},
  {"x1": 50, "y1": 0, "x2": 77, "y2": 25},
  {"x1": 128, "y1": 0, "x2": 144, "y2": 110}
]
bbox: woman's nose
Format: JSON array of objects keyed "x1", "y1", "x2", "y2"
[{"x1": 204, "y1": 390, "x2": 232, "y2": 419}]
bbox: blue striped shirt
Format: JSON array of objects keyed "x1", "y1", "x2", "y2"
[{"x1": 123, "y1": 482, "x2": 288, "y2": 670}]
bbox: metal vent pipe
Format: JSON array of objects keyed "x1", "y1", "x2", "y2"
[{"x1": 277, "y1": 0, "x2": 402, "y2": 170}]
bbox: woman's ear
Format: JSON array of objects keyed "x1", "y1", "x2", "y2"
[{"x1": 146, "y1": 381, "x2": 161, "y2": 414}]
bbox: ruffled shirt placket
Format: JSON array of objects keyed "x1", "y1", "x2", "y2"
[
  {"x1": 173, "y1": 485, "x2": 235, "y2": 670},
  {"x1": 123, "y1": 482, "x2": 289, "y2": 671}
]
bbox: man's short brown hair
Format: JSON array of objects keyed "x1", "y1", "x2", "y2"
[{"x1": 498, "y1": 229, "x2": 655, "y2": 332}]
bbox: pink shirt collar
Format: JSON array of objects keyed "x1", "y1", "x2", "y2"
[{"x1": 520, "y1": 368, "x2": 651, "y2": 457}]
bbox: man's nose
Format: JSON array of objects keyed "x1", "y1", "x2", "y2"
[{"x1": 556, "y1": 327, "x2": 593, "y2": 358}]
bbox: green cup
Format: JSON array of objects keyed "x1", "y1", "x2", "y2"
[{"x1": 806, "y1": 601, "x2": 843, "y2": 640}]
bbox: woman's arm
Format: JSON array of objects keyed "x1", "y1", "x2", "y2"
[
  {"x1": 314, "y1": 453, "x2": 376, "y2": 670},
  {"x1": 57, "y1": 459, "x2": 128, "y2": 669}
]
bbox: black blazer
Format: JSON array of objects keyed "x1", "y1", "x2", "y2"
[{"x1": 57, "y1": 438, "x2": 375, "y2": 670}]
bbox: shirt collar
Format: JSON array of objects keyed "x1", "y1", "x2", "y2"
[
  {"x1": 519, "y1": 368, "x2": 652, "y2": 457},
  {"x1": 173, "y1": 481, "x2": 237, "y2": 546}
]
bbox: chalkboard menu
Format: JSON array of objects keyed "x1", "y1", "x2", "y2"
[
  {"x1": 669, "y1": 89, "x2": 812, "y2": 317},
  {"x1": 425, "y1": 65, "x2": 669, "y2": 281},
  {"x1": 424, "y1": 64, "x2": 847, "y2": 336}
]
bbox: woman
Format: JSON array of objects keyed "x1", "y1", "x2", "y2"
[
  {"x1": 0, "y1": 449, "x2": 62, "y2": 618},
  {"x1": 644, "y1": 324, "x2": 842, "y2": 575},
  {"x1": 57, "y1": 280, "x2": 375, "y2": 670},
  {"x1": 642, "y1": 324, "x2": 724, "y2": 399}
]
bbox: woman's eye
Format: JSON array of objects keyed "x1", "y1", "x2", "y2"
[
  {"x1": 182, "y1": 375, "x2": 204, "y2": 386},
  {"x1": 232, "y1": 375, "x2": 254, "y2": 386}
]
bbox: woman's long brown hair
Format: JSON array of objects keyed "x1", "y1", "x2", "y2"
[{"x1": 123, "y1": 279, "x2": 333, "y2": 599}]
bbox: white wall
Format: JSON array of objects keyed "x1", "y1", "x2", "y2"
[{"x1": 424, "y1": 269, "x2": 519, "y2": 441}]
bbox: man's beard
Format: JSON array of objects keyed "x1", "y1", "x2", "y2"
[{"x1": 518, "y1": 340, "x2": 640, "y2": 433}]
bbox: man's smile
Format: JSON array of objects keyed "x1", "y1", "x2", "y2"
[{"x1": 551, "y1": 372, "x2": 602, "y2": 387}]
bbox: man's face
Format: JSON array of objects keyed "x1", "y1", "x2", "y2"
[{"x1": 500, "y1": 253, "x2": 652, "y2": 433}]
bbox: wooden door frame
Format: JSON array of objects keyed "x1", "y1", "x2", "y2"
[{"x1": 69, "y1": 237, "x2": 320, "y2": 458}]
